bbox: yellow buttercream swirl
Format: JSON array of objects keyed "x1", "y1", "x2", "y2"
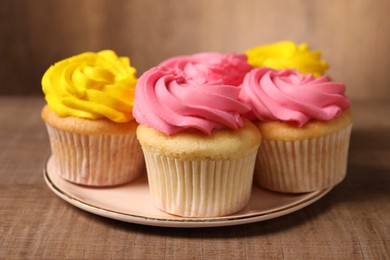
[
  {"x1": 246, "y1": 41, "x2": 329, "y2": 77},
  {"x1": 42, "y1": 50, "x2": 137, "y2": 123}
]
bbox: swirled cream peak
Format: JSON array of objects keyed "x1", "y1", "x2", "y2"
[
  {"x1": 159, "y1": 52, "x2": 252, "y2": 86},
  {"x1": 42, "y1": 50, "x2": 138, "y2": 123},
  {"x1": 239, "y1": 68, "x2": 351, "y2": 127},
  {"x1": 132, "y1": 66, "x2": 250, "y2": 135},
  {"x1": 246, "y1": 41, "x2": 329, "y2": 77}
]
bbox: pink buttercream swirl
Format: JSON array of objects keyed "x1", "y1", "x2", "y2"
[
  {"x1": 133, "y1": 66, "x2": 250, "y2": 135},
  {"x1": 160, "y1": 52, "x2": 252, "y2": 86},
  {"x1": 239, "y1": 68, "x2": 351, "y2": 127}
]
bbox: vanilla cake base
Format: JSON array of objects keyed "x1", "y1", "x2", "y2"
[
  {"x1": 42, "y1": 105, "x2": 144, "y2": 186},
  {"x1": 254, "y1": 110, "x2": 352, "y2": 193},
  {"x1": 137, "y1": 119, "x2": 262, "y2": 217}
]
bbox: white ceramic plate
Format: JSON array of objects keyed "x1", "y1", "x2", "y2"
[{"x1": 44, "y1": 156, "x2": 332, "y2": 228}]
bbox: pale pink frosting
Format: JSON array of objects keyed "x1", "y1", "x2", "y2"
[
  {"x1": 133, "y1": 67, "x2": 250, "y2": 135},
  {"x1": 239, "y1": 68, "x2": 351, "y2": 127},
  {"x1": 159, "y1": 52, "x2": 252, "y2": 86}
]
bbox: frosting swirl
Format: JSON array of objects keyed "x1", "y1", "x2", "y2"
[
  {"x1": 159, "y1": 52, "x2": 252, "y2": 86},
  {"x1": 239, "y1": 68, "x2": 351, "y2": 127},
  {"x1": 133, "y1": 67, "x2": 250, "y2": 135},
  {"x1": 42, "y1": 50, "x2": 138, "y2": 123},
  {"x1": 246, "y1": 41, "x2": 329, "y2": 77}
]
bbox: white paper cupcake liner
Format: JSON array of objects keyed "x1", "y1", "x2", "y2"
[
  {"x1": 255, "y1": 125, "x2": 352, "y2": 193},
  {"x1": 46, "y1": 124, "x2": 144, "y2": 186},
  {"x1": 142, "y1": 149, "x2": 258, "y2": 217}
]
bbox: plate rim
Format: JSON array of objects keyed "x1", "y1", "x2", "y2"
[{"x1": 43, "y1": 157, "x2": 332, "y2": 228}]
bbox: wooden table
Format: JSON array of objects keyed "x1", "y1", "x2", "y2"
[{"x1": 1, "y1": 96, "x2": 389, "y2": 259}]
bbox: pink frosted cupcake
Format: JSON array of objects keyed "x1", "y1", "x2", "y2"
[
  {"x1": 133, "y1": 61, "x2": 261, "y2": 217},
  {"x1": 239, "y1": 68, "x2": 352, "y2": 193}
]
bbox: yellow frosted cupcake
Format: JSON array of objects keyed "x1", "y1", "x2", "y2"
[
  {"x1": 239, "y1": 67, "x2": 352, "y2": 193},
  {"x1": 246, "y1": 41, "x2": 329, "y2": 77},
  {"x1": 41, "y1": 50, "x2": 144, "y2": 186},
  {"x1": 133, "y1": 63, "x2": 261, "y2": 217}
]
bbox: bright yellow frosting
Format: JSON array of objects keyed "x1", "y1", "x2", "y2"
[
  {"x1": 42, "y1": 50, "x2": 137, "y2": 123},
  {"x1": 246, "y1": 41, "x2": 329, "y2": 77}
]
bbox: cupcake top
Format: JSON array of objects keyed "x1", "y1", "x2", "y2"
[
  {"x1": 42, "y1": 50, "x2": 138, "y2": 123},
  {"x1": 239, "y1": 67, "x2": 351, "y2": 127},
  {"x1": 132, "y1": 66, "x2": 250, "y2": 136},
  {"x1": 159, "y1": 52, "x2": 252, "y2": 86},
  {"x1": 246, "y1": 41, "x2": 329, "y2": 77}
]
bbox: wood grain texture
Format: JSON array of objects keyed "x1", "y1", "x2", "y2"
[
  {"x1": 0, "y1": 96, "x2": 389, "y2": 259},
  {"x1": 0, "y1": 0, "x2": 389, "y2": 100}
]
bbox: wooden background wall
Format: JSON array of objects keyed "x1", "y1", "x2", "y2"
[{"x1": 1, "y1": 0, "x2": 389, "y2": 101}]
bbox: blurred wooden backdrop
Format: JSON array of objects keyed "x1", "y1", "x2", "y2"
[{"x1": 0, "y1": 0, "x2": 389, "y2": 100}]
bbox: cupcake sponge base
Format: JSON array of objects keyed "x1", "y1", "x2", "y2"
[
  {"x1": 255, "y1": 111, "x2": 352, "y2": 193},
  {"x1": 256, "y1": 125, "x2": 352, "y2": 193},
  {"x1": 143, "y1": 150, "x2": 257, "y2": 217},
  {"x1": 42, "y1": 106, "x2": 144, "y2": 186},
  {"x1": 137, "y1": 119, "x2": 262, "y2": 217}
]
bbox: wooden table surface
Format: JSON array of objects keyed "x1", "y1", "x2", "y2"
[{"x1": 0, "y1": 96, "x2": 389, "y2": 259}]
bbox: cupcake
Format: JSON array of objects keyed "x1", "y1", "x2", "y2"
[
  {"x1": 239, "y1": 68, "x2": 352, "y2": 193},
  {"x1": 246, "y1": 41, "x2": 329, "y2": 77},
  {"x1": 133, "y1": 64, "x2": 261, "y2": 217},
  {"x1": 41, "y1": 50, "x2": 144, "y2": 186}
]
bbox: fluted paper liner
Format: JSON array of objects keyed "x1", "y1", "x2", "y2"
[
  {"x1": 255, "y1": 125, "x2": 352, "y2": 193},
  {"x1": 46, "y1": 124, "x2": 144, "y2": 186},
  {"x1": 142, "y1": 150, "x2": 257, "y2": 217}
]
